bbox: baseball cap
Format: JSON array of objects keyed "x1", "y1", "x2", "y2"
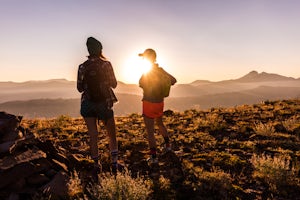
[{"x1": 138, "y1": 48, "x2": 156, "y2": 59}]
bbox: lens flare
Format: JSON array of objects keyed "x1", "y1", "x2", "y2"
[{"x1": 121, "y1": 55, "x2": 152, "y2": 83}]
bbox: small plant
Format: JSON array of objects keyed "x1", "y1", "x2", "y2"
[
  {"x1": 254, "y1": 122, "x2": 275, "y2": 136},
  {"x1": 282, "y1": 116, "x2": 300, "y2": 132},
  {"x1": 158, "y1": 175, "x2": 171, "y2": 190},
  {"x1": 196, "y1": 167, "x2": 233, "y2": 199},
  {"x1": 204, "y1": 113, "x2": 228, "y2": 132},
  {"x1": 250, "y1": 153, "x2": 297, "y2": 193},
  {"x1": 87, "y1": 169, "x2": 152, "y2": 200},
  {"x1": 67, "y1": 171, "x2": 84, "y2": 198},
  {"x1": 52, "y1": 115, "x2": 72, "y2": 129}
]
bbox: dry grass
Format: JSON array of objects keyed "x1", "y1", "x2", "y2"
[
  {"x1": 282, "y1": 116, "x2": 300, "y2": 132},
  {"x1": 18, "y1": 99, "x2": 300, "y2": 200},
  {"x1": 194, "y1": 167, "x2": 233, "y2": 199},
  {"x1": 66, "y1": 169, "x2": 152, "y2": 200},
  {"x1": 251, "y1": 153, "x2": 297, "y2": 193},
  {"x1": 87, "y1": 169, "x2": 152, "y2": 200},
  {"x1": 254, "y1": 122, "x2": 275, "y2": 136},
  {"x1": 67, "y1": 171, "x2": 84, "y2": 198}
]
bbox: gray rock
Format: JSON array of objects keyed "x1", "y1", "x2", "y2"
[{"x1": 0, "y1": 149, "x2": 46, "y2": 170}]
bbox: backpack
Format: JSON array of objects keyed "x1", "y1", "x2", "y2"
[
  {"x1": 156, "y1": 68, "x2": 172, "y2": 97},
  {"x1": 144, "y1": 67, "x2": 172, "y2": 99},
  {"x1": 84, "y1": 59, "x2": 108, "y2": 102}
]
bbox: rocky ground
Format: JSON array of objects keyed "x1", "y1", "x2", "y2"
[{"x1": 1, "y1": 99, "x2": 300, "y2": 199}]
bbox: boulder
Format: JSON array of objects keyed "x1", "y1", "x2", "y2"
[
  {"x1": 0, "y1": 112, "x2": 23, "y2": 143},
  {"x1": 0, "y1": 112, "x2": 73, "y2": 199},
  {"x1": 0, "y1": 149, "x2": 47, "y2": 170}
]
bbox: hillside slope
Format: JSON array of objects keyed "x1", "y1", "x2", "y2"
[
  {"x1": 1, "y1": 87, "x2": 300, "y2": 118},
  {"x1": 1, "y1": 99, "x2": 298, "y2": 199}
]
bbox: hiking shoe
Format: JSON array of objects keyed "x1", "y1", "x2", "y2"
[
  {"x1": 147, "y1": 157, "x2": 158, "y2": 166},
  {"x1": 111, "y1": 163, "x2": 117, "y2": 175},
  {"x1": 111, "y1": 162, "x2": 124, "y2": 175},
  {"x1": 163, "y1": 143, "x2": 172, "y2": 153},
  {"x1": 91, "y1": 165, "x2": 101, "y2": 182}
]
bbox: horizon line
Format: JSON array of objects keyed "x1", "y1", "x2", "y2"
[{"x1": 1, "y1": 70, "x2": 299, "y2": 84}]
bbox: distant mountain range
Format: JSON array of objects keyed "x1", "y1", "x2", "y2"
[
  {"x1": 237, "y1": 70, "x2": 298, "y2": 82},
  {"x1": 0, "y1": 71, "x2": 299, "y2": 118}
]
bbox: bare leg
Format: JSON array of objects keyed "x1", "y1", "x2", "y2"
[
  {"x1": 84, "y1": 117, "x2": 99, "y2": 161},
  {"x1": 103, "y1": 117, "x2": 118, "y2": 152},
  {"x1": 156, "y1": 116, "x2": 171, "y2": 151},
  {"x1": 143, "y1": 115, "x2": 156, "y2": 149},
  {"x1": 155, "y1": 116, "x2": 168, "y2": 138}
]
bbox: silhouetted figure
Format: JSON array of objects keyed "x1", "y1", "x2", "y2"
[
  {"x1": 77, "y1": 37, "x2": 119, "y2": 179},
  {"x1": 138, "y1": 48, "x2": 177, "y2": 164}
]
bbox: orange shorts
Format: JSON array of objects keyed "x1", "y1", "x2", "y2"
[{"x1": 142, "y1": 100, "x2": 164, "y2": 119}]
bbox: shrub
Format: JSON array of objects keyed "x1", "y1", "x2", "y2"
[
  {"x1": 52, "y1": 115, "x2": 72, "y2": 129},
  {"x1": 197, "y1": 167, "x2": 233, "y2": 199},
  {"x1": 67, "y1": 171, "x2": 84, "y2": 198},
  {"x1": 87, "y1": 169, "x2": 152, "y2": 200},
  {"x1": 158, "y1": 175, "x2": 171, "y2": 190},
  {"x1": 203, "y1": 113, "x2": 228, "y2": 132},
  {"x1": 250, "y1": 153, "x2": 297, "y2": 193},
  {"x1": 282, "y1": 116, "x2": 300, "y2": 132},
  {"x1": 254, "y1": 122, "x2": 275, "y2": 136}
]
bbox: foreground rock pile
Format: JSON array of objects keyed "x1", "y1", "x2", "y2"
[{"x1": 0, "y1": 112, "x2": 77, "y2": 199}]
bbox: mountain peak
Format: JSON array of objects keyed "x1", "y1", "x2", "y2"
[
  {"x1": 249, "y1": 70, "x2": 259, "y2": 75},
  {"x1": 189, "y1": 80, "x2": 211, "y2": 86},
  {"x1": 237, "y1": 71, "x2": 295, "y2": 82},
  {"x1": 243, "y1": 71, "x2": 259, "y2": 79}
]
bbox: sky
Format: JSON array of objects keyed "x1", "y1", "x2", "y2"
[{"x1": 0, "y1": 0, "x2": 300, "y2": 84}]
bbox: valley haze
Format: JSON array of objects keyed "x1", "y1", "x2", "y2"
[{"x1": 1, "y1": 71, "x2": 299, "y2": 118}]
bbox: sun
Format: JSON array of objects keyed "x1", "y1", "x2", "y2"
[{"x1": 121, "y1": 55, "x2": 152, "y2": 84}]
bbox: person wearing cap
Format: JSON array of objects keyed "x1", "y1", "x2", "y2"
[
  {"x1": 138, "y1": 48, "x2": 177, "y2": 164},
  {"x1": 77, "y1": 37, "x2": 119, "y2": 179}
]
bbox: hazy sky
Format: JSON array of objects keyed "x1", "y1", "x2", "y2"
[{"x1": 0, "y1": 0, "x2": 300, "y2": 84}]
